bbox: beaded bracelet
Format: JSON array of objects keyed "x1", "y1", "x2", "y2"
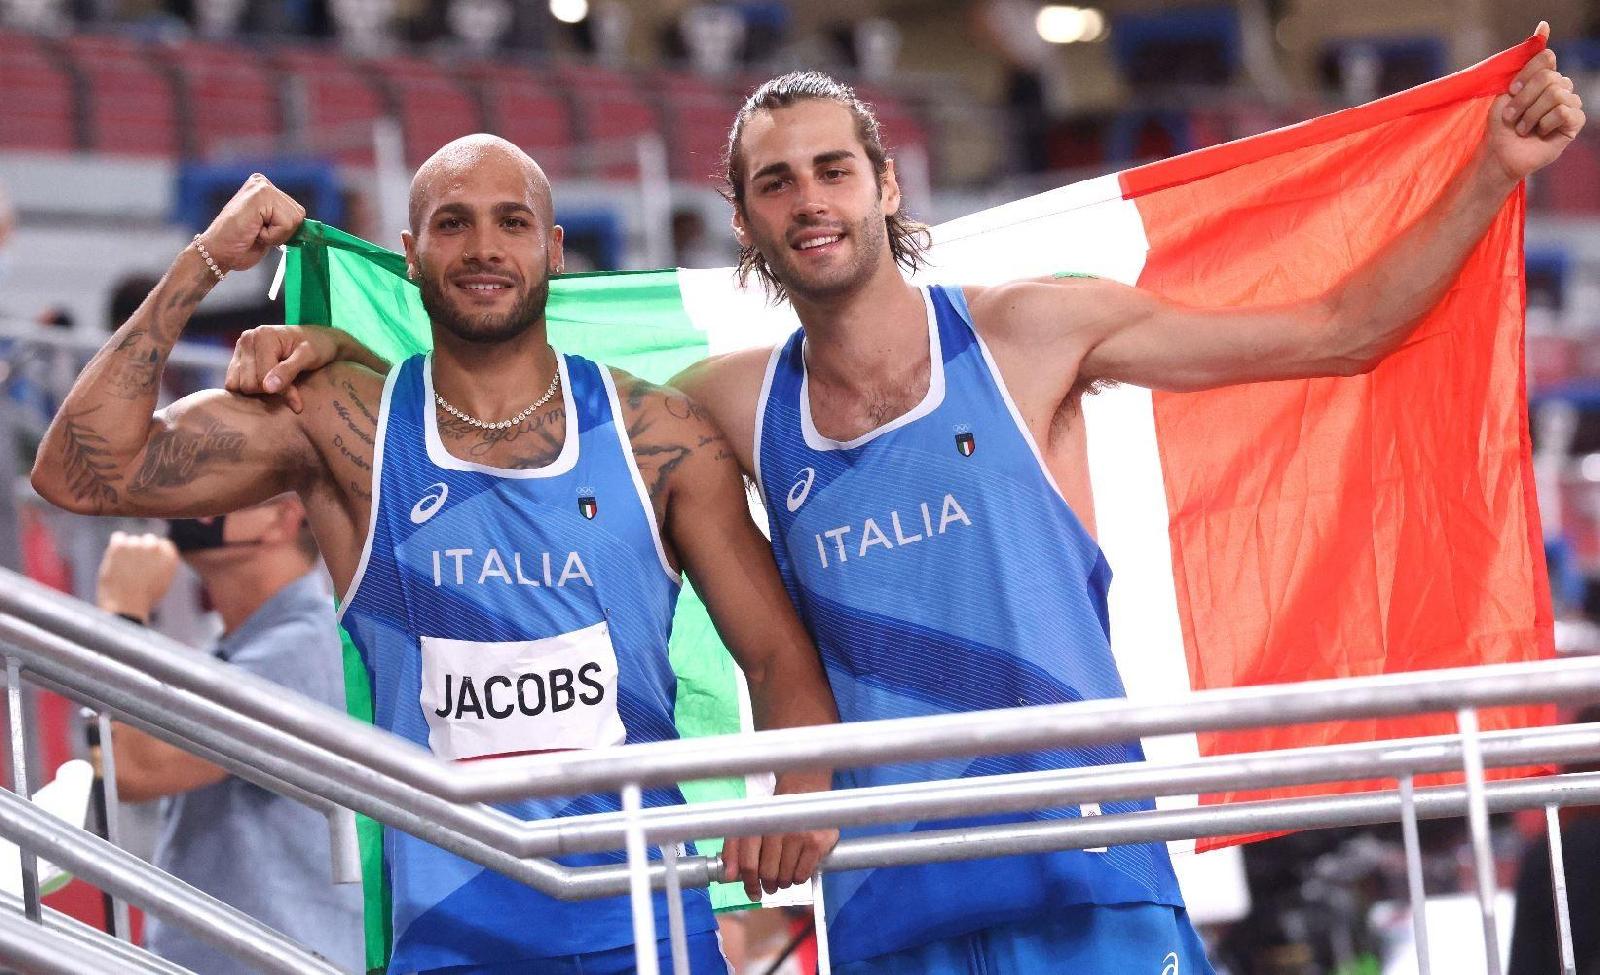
[{"x1": 192, "y1": 234, "x2": 227, "y2": 282}]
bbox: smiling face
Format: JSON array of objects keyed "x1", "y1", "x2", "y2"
[
  {"x1": 732, "y1": 99, "x2": 901, "y2": 304},
  {"x1": 402, "y1": 137, "x2": 564, "y2": 346}
]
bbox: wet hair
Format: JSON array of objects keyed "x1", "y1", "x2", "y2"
[{"x1": 723, "y1": 71, "x2": 931, "y2": 300}]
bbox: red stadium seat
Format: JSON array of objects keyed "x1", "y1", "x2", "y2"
[
  {"x1": 652, "y1": 71, "x2": 740, "y2": 185},
  {"x1": 60, "y1": 35, "x2": 179, "y2": 157},
  {"x1": 460, "y1": 62, "x2": 576, "y2": 179},
  {"x1": 275, "y1": 48, "x2": 388, "y2": 167},
  {"x1": 556, "y1": 64, "x2": 660, "y2": 180},
  {"x1": 368, "y1": 56, "x2": 485, "y2": 167},
  {"x1": 169, "y1": 41, "x2": 281, "y2": 159},
  {"x1": 0, "y1": 31, "x2": 77, "y2": 151}
]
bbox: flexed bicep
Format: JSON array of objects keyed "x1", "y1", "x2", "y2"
[{"x1": 48, "y1": 389, "x2": 312, "y2": 518}]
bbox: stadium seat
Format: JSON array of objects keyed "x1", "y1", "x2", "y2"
[
  {"x1": 368, "y1": 56, "x2": 485, "y2": 168},
  {"x1": 168, "y1": 41, "x2": 281, "y2": 159},
  {"x1": 0, "y1": 31, "x2": 77, "y2": 152},
  {"x1": 461, "y1": 62, "x2": 576, "y2": 179},
  {"x1": 60, "y1": 35, "x2": 179, "y2": 157},
  {"x1": 652, "y1": 71, "x2": 740, "y2": 184},
  {"x1": 274, "y1": 47, "x2": 388, "y2": 167},
  {"x1": 556, "y1": 64, "x2": 661, "y2": 180}
]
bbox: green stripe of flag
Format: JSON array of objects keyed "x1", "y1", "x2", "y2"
[{"x1": 285, "y1": 222, "x2": 758, "y2": 973}]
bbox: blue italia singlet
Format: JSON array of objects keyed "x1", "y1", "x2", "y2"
[
  {"x1": 340, "y1": 353, "x2": 715, "y2": 973},
  {"x1": 755, "y1": 285, "x2": 1184, "y2": 965}
]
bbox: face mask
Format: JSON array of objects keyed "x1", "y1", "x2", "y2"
[{"x1": 166, "y1": 516, "x2": 265, "y2": 553}]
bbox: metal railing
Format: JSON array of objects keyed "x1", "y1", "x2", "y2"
[{"x1": 0, "y1": 562, "x2": 1596, "y2": 973}]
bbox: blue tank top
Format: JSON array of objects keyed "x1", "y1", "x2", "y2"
[
  {"x1": 340, "y1": 353, "x2": 715, "y2": 972},
  {"x1": 756, "y1": 285, "x2": 1183, "y2": 964}
]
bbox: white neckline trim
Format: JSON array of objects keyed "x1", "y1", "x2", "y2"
[
  {"x1": 798, "y1": 288, "x2": 944, "y2": 452},
  {"x1": 423, "y1": 353, "x2": 580, "y2": 478},
  {"x1": 599, "y1": 368, "x2": 680, "y2": 585},
  {"x1": 336, "y1": 366, "x2": 400, "y2": 625},
  {"x1": 750, "y1": 341, "x2": 787, "y2": 501},
  {"x1": 954, "y1": 288, "x2": 1074, "y2": 509}
]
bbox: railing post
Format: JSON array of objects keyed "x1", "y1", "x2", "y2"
[
  {"x1": 6, "y1": 656, "x2": 41, "y2": 922},
  {"x1": 813, "y1": 869, "x2": 831, "y2": 975},
  {"x1": 1457, "y1": 707, "x2": 1502, "y2": 975},
  {"x1": 327, "y1": 807, "x2": 362, "y2": 886},
  {"x1": 1546, "y1": 804, "x2": 1576, "y2": 975},
  {"x1": 93, "y1": 710, "x2": 130, "y2": 940},
  {"x1": 623, "y1": 782, "x2": 661, "y2": 975},
  {"x1": 1398, "y1": 774, "x2": 1431, "y2": 975},
  {"x1": 661, "y1": 840, "x2": 689, "y2": 975}
]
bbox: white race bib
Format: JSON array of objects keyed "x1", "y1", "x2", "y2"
[{"x1": 419, "y1": 621, "x2": 626, "y2": 761}]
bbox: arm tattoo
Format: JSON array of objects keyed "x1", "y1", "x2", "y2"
[
  {"x1": 148, "y1": 280, "x2": 211, "y2": 346},
  {"x1": 106, "y1": 330, "x2": 163, "y2": 400},
  {"x1": 333, "y1": 434, "x2": 372, "y2": 472},
  {"x1": 129, "y1": 419, "x2": 247, "y2": 493},
  {"x1": 341, "y1": 380, "x2": 378, "y2": 426},
  {"x1": 332, "y1": 401, "x2": 375, "y2": 446},
  {"x1": 623, "y1": 378, "x2": 719, "y2": 503},
  {"x1": 59, "y1": 407, "x2": 122, "y2": 510}
]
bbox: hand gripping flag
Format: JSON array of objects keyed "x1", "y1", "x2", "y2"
[{"x1": 284, "y1": 36, "x2": 1553, "y2": 971}]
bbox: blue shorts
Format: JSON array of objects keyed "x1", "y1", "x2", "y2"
[
  {"x1": 833, "y1": 903, "x2": 1214, "y2": 975},
  {"x1": 421, "y1": 930, "x2": 728, "y2": 974}
]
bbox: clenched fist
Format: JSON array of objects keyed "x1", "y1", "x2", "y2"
[
  {"x1": 96, "y1": 532, "x2": 179, "y2": 623},
  {"x1": 196, "y1": 174, "x2": 307, "y2": 275},
  {"x1": 1487, "y1": 23, "x2": 1587, "y2": 184}
]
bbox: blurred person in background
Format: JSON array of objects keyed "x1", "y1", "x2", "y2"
[{"x1": 93, "y1": 497, "x2": 362, "y2": 974}]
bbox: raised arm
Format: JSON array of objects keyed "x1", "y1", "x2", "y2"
[
  {"x1": 32, "y1": 176, "x2": 316, "y2": 517},
  {"x1": 615, "y1": 371, "x2": 839, "y2": 900},
  {"x1": 971, "y1": 33, "x2": 1584, "y2": 399}
]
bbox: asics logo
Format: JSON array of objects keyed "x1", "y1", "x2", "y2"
[
  {"x1": 411, "y1": 482, "x2": 449, "y2": 524},
  {"x1": 1161, "y1": 952, "x2": 1180, "y2": 975},
  {"x1": 786, "y1": 468, "x2": 816, "y2": 512}
]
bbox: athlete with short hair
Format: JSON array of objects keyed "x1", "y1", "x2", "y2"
[
  {"x1": 213, "y1": 31, "x2": 1584, "y2": 974},
  {"x1": 31, "y1": 135, "x2": 839, "y2": 974}
]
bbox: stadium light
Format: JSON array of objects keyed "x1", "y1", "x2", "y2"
[
  {"x1": 1035, "y1": 5, "x2": 1108, "y2": 44},
  {"x1": 550, "y1": 0, "x2": 588, "y2": 25}
]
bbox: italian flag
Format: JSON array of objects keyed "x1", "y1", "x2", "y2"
[{"x1": 284, "y1": 35, "x2": 1552, "y2": 971}]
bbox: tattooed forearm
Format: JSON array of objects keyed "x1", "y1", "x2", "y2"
[
  {"x1": 59, "y1": 407, "x2": 122, "y2": 510},
  {"x1": 147, "y1": 276, "x2": 211, "y2": 346},
  {"x1": 129, "y1": 419, "x2": 247, "y2": 493},
  {"x1": 105, "y1": 330, "x2": 164, "y2": 400}
]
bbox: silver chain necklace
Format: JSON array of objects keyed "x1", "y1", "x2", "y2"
[{"x1": 434, "y1": 365, "x2": 561, "y2": 431}]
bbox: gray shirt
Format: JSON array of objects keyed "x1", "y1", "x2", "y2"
[{"x1": 144, "y1": 571, "x2": 363, "y2": 973}]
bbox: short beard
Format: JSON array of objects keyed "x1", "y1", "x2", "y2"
[
  {"x1": 762, "y1": 207, "x2": 886, "y2": 304},
  {"x1": 418, "y1": 272, "x2": 549, "y2": 345}
]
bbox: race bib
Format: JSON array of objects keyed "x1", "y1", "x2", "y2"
[{"x1": 419, "y1": 621, "x2": 626, "y2": 761}]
